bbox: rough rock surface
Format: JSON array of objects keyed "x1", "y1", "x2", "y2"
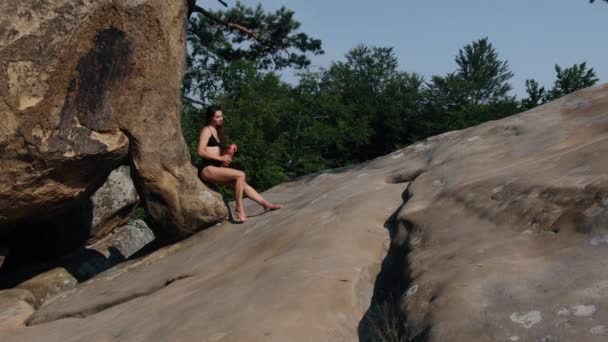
[
  {"x1": 13, "y1": 220, "x2": 154, "y2": 306},
  {"x1": 16, "y1": 268, "x2": 78, "y2": 308},
  {"x1": 89, "y1": 165, "x2": 139, "y2": 241},
  {"x1": 0, "y1": 85, "x2": 607, "y2": 341},
  {"x1": 2, "y1": 155, "x2": 404, "y2": 341},
  {"x1": 0, "y1": 289, "x2": 36, "y2": 330},
  {"x1": 390, "y1": 84, "x2": 608, "y2": 341},
  {"x1": 0, "y1": 0, "x2": 226, "y2": 240},
  {"x1": 88, "y1": 219, "x2": 155, "y2": 261}
]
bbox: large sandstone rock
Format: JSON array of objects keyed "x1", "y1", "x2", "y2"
[
  {"x1": 15, "y1": 268, "x2": 78, "y2": 308},
  {"x1": 89, "y1": 165, "x2": 139, "y2": 241},
  {"x1": 1, "y1": 166, "x2": 138, "y2": 268},
  {"x1": 0, "y1": 289, "x2": 36, "y2": 330},
  {"x1": 14, "y1": 220, "x2": 154, "y2": 306},
  {"x1": 385, "y1": 84, "x2": 608, "y2": 341},
  {"x1": 0, "y1": 85, "x2": 606, "y2": 341},
  {"x1": 2, "y1": 152, "x2": 403, "y2": 341},
  {"x1": 0, "y1": 0, "x2": 227, "y2": 241}
]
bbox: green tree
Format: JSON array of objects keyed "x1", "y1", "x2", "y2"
[
  {"x1": 522, "y1": 62, "x2": 599, "y2": 110},
  {"x1": 320, "y1": 45, "x2": 425, "y2": 161},
  {"x1": 181, "y1": 2, "x2": 324, "y2": 194},
  {"x1": 545, "y1": 62, "x2": 599, "y2": 101},
  {"x1": 454, "y1": 37, "x2": 514, "y2": 105},
  {"x1": 184, "y1": 2, "x2": 323, "y2": 105},
  {"x1": 520, "y1": 79, "x2": 546, "y2": 110},
  {"x1": 282, "y1": 71, "x2": 335, "y2": 176},
  {"x1": 215, "y1": 62, "x2": 292, "y2": 191},
  {"x1": 423, "y1": 37, "x2": 518, "y2": 132}
]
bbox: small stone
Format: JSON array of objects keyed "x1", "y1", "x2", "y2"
[
  {"x1": 510, "y1": 310, "x2": 542, "y2": 328},
  {"x1": 590, "y1": 236, "x2": 608, "y2": 246},
  {"x1": 509, "y1": 336, "x2": 519, "y2": 341},
  {"x1": 0, "y1": 289, "x2": 36, "y2": 329},
  {"x1": 590, "y1": 325, "x2": 606, "y2": 335},
  {"x1": 571, "y1": 304, "x2": 596, "y2": 317},
  {"x1": 209, "y1": 332, "x2": 228, "y2": 341},
  {"x1": 491, "y1": 186, "x2": 504, "y2": 194}
]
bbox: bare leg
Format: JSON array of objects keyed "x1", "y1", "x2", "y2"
[
  {"x1": 234, "y1": 177, "x2": 247, "y2": 222},
  {"x1": 201, "y1": 166, "x2": 248, "y2": 222},
  {"x1": 243, "y1": 182, "x2": 284, "y2": 211}
]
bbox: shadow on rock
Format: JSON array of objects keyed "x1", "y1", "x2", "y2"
[{"x1": 358, "y1": 186, "x2": 429, "y2": 342}]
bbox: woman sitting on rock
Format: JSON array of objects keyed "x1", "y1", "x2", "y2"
[{"x1": 197, "y1": 105, "x2": 283, "y2": 223}]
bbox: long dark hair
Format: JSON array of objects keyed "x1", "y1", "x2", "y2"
[{"x1": 205, "y1": 105, "x2": 225, "y2": 149}]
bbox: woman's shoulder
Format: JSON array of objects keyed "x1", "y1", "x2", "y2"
[{"x1": 203, "y1": 125, "x2": 217, "y2": 133}]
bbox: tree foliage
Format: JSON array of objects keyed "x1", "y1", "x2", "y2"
[
  {"x1": 546, "y1": 63, "x2": 599, "y2": 100},
  {"x1": 422, "y1": 37, "x2": 519, "y2": 134},
  {"x1": 181, "y1": 4, "x2": 601, "y2": 195},
  {"x1": 185, "y1": 2, "x2": 323, "y2": 104},
  {"x1": 521, "y1": 62, "x2": 598, "y2": 110},
  {"x1": 454, "y1": 37, "x2": 514, "y2": 106},
  {"x1": 521, "y1": 79, "x2": 546, "y2": 110}
]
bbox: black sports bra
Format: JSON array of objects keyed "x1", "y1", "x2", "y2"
[{"x1": 206, "y1": 128, "x2": 220, "y2": 147}]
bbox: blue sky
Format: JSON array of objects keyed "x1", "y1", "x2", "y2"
[{"x1": 198, "y1": 0, "x2": 607, "y2": 98}]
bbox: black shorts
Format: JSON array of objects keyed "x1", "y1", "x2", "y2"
[{"x1": 197, "y1": 158, "x2": 222, "y2": 174}]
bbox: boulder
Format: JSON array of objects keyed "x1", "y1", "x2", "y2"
[
  {"x1": 0, "y1": 0, "x2": 227, "y2": 242},
  {"x1": 0, "y1": 85, "x2": 606, "y2": 341},
  {"x1": 0, "y1": 289, "x2": 36, "y2": 330},
  {"x1": 1, "y1": 166, "x2": 137, "y2": 268},
  {"x1": 89, "y1": 165, "x2": 139, "y2": 242},
  {"x1": 16, "y1": 268, "x2": 78, "y2": 308},
  {"x1": 14, "y1": 220, "x2": 154, "y2": 306},
  {"x1": 383, "y1": 84, "x2": 608, "y2": 341}
]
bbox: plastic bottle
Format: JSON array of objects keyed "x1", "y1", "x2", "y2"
[{"x1": 223, "y1": 144, "x2": 237, "y2": 166}]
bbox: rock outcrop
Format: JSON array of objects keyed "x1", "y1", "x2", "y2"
[
  {"x1": 89, "y1": 165, "x2": 139, "y2": 242},
  {"x1": 1, "y1": 141, "x2": 405, "y2": 341},
  {"x1": 8, "y1": 220, "x2": 154, "y2": 306},
  {"x1": 387, "y1": 84, "x2": 608, "y2": 341},
  {"x1": 0, "y1": 83, "x2": 606, "y2": 341},
  {"x1": 0, "y1": 0, "x2": 227, "y2": 242},
  {"x1": 0, "y1": 289, "x2": 36, "y2": 330},
  {"x1": 2, "y1": 166, "x2": 138, "y2": 273}
]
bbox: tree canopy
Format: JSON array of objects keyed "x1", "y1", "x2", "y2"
[
  {"x1": 184, "y1": 2, "x2": 323, "y2": 105},
  {"x1": 180, "y1": 2, "x2": 602, "y2": 199},
  {"x1": 521, "y1": 62, "x2": 599, "y2": 110}
]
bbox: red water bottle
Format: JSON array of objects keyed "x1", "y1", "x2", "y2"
[{"x1": 223, "y1": 144, "x2": 237, "y2": 166}]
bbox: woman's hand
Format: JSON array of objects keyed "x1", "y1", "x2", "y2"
[{"x1": 220, "y1": 154, "x2": 232, "y2": 166}]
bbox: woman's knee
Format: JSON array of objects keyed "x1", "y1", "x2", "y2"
[{"x1": 236, "y1": 170, "x2": 246, "y2": 180}]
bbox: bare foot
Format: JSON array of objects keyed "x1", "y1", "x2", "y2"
[
  {"x1": 263, "y1": 202, "x2": 284, "y2": 212},
  {"x1": 235, "y1": 207, "x2": 249, "y2": 223}
]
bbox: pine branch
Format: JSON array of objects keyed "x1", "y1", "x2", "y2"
[{"x1": 191, "y1": 5, "x2": 266, "y2": 45}]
